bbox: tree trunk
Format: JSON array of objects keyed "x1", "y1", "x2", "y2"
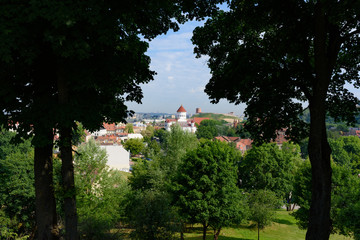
[
  {"x1": 306, "y1": 105, "x2": 332, "y2": 240},
  {"x1": 305, "y1": 2, "x2": 336, "y2": 240},
  {"x1": 202, "y1": 222, "x2": 207, "y2": 240},
  {"x1": 258, "y1": 224, "x2": 260, "y2": 240},
  {"x1": 214, "y1": 227, "x2": 221, "y2": 240},
  {"x1": 57, "y1": 62, "x2": 78, "y2": 240},
  {"x1": 34, "y1": 128, "x2": 59, "y2": 240},
  {"x1": 60, "y1": 126, "x2": 78, "y2": 240}
]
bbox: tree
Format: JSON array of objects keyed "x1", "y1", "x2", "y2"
[
  {"x1": 123, "y1": 138, "x2": 144, "y2": 156},
  {"x1": 174, "y1": 140, "x2": 247, "y2": 240},
  {"x1": 0, "y1": 130, "x2": 35, "y2": 237},
  {"x1": 292, "y1": 160, "x2": 360, "y2": 239},
  {"x1": 248, "y1": 190, "x2": 280, "y2": 240},
  {"x1": 125, "y1": 123, "x2": 135, "y2": 134},
  {"x1": 329, "y1": 136, "x2": 360, "y2": 171},
  {"x1": 141, "y1": 125, "x2": 155, "y2": 142},
  {"x1": 0, "y1": 1, "x2": 223, "y2": 238},
  {"x1": 196, "y1": 119, "x2": 220, "y2": 139},
  {"x1": 126, "y1": 189, "x2": 180, "y2": 240},
  {"x1": 239, "y1": 142, "x2": 302, "y2": 209},
  {"x1": 192, "y1": 1, "x2": 360, "y2": 239},
  {"x1": 74, "y1": 139, "x2": 130, "y2": 239},
  {"x1": 160, "y1": 124, "x2": 198, "y2": 173}
]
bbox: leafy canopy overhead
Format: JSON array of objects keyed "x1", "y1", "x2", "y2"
[
  {"x1": 192, "y1": 0, "x2": 360, "y2": 143},
  {"x1": 0, "y1": 0, "x2": 224, "y2": 137}
]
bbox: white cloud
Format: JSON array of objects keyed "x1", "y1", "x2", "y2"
[{"x1": 126, "y1": 20, "x2": 246, "y2": 116}]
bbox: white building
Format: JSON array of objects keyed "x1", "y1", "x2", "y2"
[
  {"x1": 100, "y1": 145, "x2": 130, "y2": 172},
  {"x1": 165, "y1": 105, "x2": 197, "y2": 133}
]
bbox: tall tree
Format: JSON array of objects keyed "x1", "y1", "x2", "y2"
[
  {"x1": 192, "y1": 1, "x2": 360, "y2": 239},
  {"x1": 0, "y1": 1, "x2": 223, "y2": 238},
  {"x1": 248, "y1": 190, "x2": 280, "y2": 240},
  {"x1": 173, "y1": 140, "x2": 247, "y2": 240},
  {"x1": 239, "y1": 142, "x2": 302, "y2": 209}
]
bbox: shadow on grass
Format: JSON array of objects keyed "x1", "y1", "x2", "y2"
[
  {"x1": 184, "y1": 225, "x2": 253, "y2": 240},
  {"x1": 273, "y1": 218, "x2": 295, "y2": 225},
  {"x1": 185, "y1": 237, "x2": 252, "y2": 240}
]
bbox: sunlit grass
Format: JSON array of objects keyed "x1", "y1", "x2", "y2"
[{"x1": 183, "y1": 210, "x2": 353, "y2": 240}]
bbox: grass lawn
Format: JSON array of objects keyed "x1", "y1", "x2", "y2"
[{"x1": 183, "y1": 210, "x2": 353, "y2": 240}]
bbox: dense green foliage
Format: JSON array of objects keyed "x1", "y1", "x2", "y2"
[
  {"x1": 0, "y1": 130, "x2": 35, "y2": 238},
  {"x1": 126, "y1": 189, "x2": 180, "y2": 240},
  {"x1": 73, "y1": 140, "x2": 130, "y2": 239},
  {"x1": 192, "y1": 2, "x2": 360, "y2": 238},
  {"x1": 0, "y1": 1, "x2": 224, "y2": 237},
  {"x1": 123, "y1": 138, "x2": 144, "y2": 156},
  {"x1": 173, "y1": 140, "x2": 247, "y2": 240},
  {"x1": 292, "y1": 158, "x2": 360, "y2": 239},
  {"x1": 196, "y1": 119, "x2": 220, "y2": 139},
  {"x1": 248, "y1": 190, "x2": 280, "y2": 240},
  {"x1": 329, "y1": 136, "x2": 360, "y2": 171},
  {"x1": 239, "y1": 142, "x2": 302, "y2": 206}
]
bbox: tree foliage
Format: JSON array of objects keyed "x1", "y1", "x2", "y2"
[
  {"x1": 248, "y1": 189, "x2": 280, "y2": 240},
  {"x1": 173, "y1": 140, "x2": 246, "y2": 240},
  {"x1": 329, "y1": 136, "x2": 360, "y2": 171},
  {"x1": 0, "y1": 130, "x2": 35, "y2": 237},
  {"x1": 0, "y1": 1, "x2": 223, "y2": 237},
  {"x1": 196, "y1": 119, "x2": 220, "y2": 139},
  {"x1": 192, "y1": 1, "x2": 360, "y2": 238},
  {"x1": 126, "y1": 189, "x2": 180, "y2": 240},
  {"x1": 239, "y1": 142, "x2": 302, "y2": 206},
  {"x1": 292, "y1": 160, "x2": 360, "y2": 239},
  {"x1": 74, "y1": 139, "x2": 130, "y2": 239},
  {"x1": 123, "y1": 138, "x2": 144, "y2": 156}
]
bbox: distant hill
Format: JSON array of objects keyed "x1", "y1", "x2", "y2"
[{"x1": 192, "y1": 113, "x2": 240, "y2": 123}]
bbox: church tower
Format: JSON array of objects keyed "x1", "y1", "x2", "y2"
[{"x1": 176, "y1": 105, "x2": 187, "y2": 122}]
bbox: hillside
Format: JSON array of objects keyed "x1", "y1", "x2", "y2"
[{"x1": 192, "y1": 112, "x2": 240, "y2": 123}]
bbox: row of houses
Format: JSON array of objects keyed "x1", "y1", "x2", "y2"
[{"x1": 215, "y1": 130, "x2": 287, "y2": 154}]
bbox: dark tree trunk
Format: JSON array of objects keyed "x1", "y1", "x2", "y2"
[
  {"x1": 57, "y1": 63, "x2": 78, "y2": 240},
  {"x1": 306, "y1": 104, "x2": 332, "y2": 240},
  {"x1": 257, "y1": 224, "x2": 260, "y2": 240},
  {"x1": 34, "y1": 128, "x2": 59, "y2": 240},
  {"x1": 305, "y1": 2, "x2": 341, "y2": 239},
  {"x1": 60, "y1": 126, "x2": 78, "y2": 240},
  {"x1": 202, "y1": 222, "x2": 207, "y2": 240}
]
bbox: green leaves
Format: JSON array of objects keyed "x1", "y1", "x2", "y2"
[
  {"x1": 239, "y1": 142, "x2": 302, "y2": 201},
  {"x1": 174, "y1": 140, "x2": 247, "y2": 237}
]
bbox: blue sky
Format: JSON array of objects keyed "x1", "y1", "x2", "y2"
[
  {"x1": 126, "y1": 20, "x2": 246, "y2": 116},
  {"x1": 126, "y1": 18, "x2": 360, "y2": 116}
]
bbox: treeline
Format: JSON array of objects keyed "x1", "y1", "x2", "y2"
[{"x1": 2, "y1": 125, "x2": 360, "y2": 239}]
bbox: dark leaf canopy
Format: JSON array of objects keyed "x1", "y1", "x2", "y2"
[
  {"x1": 192, "y1": 0, "x2": 360, "y2": 143},
  {"x1": 0, "y1": 0, "x2": 224, "y2": 141}
]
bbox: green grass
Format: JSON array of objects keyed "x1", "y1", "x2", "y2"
[
  {"x1": 183, "y1": 210, "x2": 353, "y2": 240},
  {"x1": 193, "y1": 113, "x2": 239, "y2": 121}
]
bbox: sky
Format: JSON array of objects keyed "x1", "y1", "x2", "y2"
[
  {"x1": 126, "y1": 20, "x2": 246, "y2": 116},
  {"x1": 126, "y1": 18, "x2": 360, "y2": 117}
]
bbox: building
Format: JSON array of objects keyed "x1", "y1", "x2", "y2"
[
  {"x1": 215, "y1": 136, "x2": 253, "y2": 154},
  {"x1": 100, "y1": 145, "x2": 130, "y2": 172},
  {"x1": 165, "y1": 105, "x2": 197, "y2": 133}
]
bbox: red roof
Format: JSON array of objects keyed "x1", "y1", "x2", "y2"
[
  {"x1": 177, "y1": 105, "x2": 187, "y2": 113},
  {"x1": 238, "y1": 138, "x2": 252, "y2": 146},
  {"x1": 166, "y1": 119, "x2": 177, "y2": 123},
  {"x1": 103, "y1": 123, "x2": 116, "y2": 131}
]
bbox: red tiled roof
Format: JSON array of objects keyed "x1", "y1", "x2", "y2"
[
  {"x1": 177, "y1": 105, "x2": 187, "y2": 113},
  {"x1": 166, "y1": 119, "x2": 177, "y2": 123},
  {"x1": 103, "y1": 123, "x2": 116, "y2": 131},
  {"x1": 238, "y1": 138, "x2": 252, "y2": 146}
]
